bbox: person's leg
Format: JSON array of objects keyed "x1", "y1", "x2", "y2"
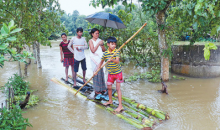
[
  {"x1": 81, "y1": 58, "x2": 87, "y2": 83},
  {"x1": 73, "y1": 59, "x2": 79, "y2": 86},
  {"x1": 83, "y1": 71, "x2": 86, "y2": 83},
  {"x1": 65, "y1": 66, "x2": 69, "y2": 81},
  {"x1": 114, "y1": 82, "x2": 123, "y2": 112},
  {"x1": 73, "y1": 71, "x2": 77, "y2": 86},
  {"x1": 103, "y1": 73, "x2": 114, "y2": 105},
  {"x1": 103, "y1": 85, "x2": 113, "y2": 105},
  {"x1": 115, "y1": 72, "x2": 124, "y2": 112},
  {"x1": 71, "y1": 65, "x2": 74, "y2": 81},
  {"x1": 70, "y1": 58, "x2": 75, "y2": 84}
]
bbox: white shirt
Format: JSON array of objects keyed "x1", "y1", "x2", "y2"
[
  {"x1": 68, "y1": 36, "x2": 88, "y2": 61},
  {"x1": 89, "y1": 38, "x2": 103, "y2": 72}
]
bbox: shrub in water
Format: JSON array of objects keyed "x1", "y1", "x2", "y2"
[
  {"x1": 4, "y1": 74, "x2": 30, "y2": 96},
  {"x1": 0, "y1": 104, "x2": 32, "y2": 129}
]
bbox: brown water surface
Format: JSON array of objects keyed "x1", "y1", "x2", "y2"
[{"x1": 0, "y1": 40, "x2": 220, "y2": 130}]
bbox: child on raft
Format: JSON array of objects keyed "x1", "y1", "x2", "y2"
[
  {"x1": 68, "y1": 27, "x2": 88, "y2": 86},
  {"x1": 96, "y1": 36, "x2": 124, "y2": 112},
  {"x1": 59, "y1": 33, "x2": 74, "y2": 83}
]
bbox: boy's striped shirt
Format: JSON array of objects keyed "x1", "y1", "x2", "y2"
[{"x1": 101, "y1": 49, "x2": 122, "y2": 74}]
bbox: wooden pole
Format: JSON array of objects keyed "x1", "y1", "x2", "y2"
[
  {"x1": 75, "y1": 23, "x2": 147, "y2": 95},
  {"x1": 8, "y1": 88, "x2": 10, "y2": 110}
]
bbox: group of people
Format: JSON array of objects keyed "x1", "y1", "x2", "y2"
[{"x1": 59, "y1": 27, "x2": 123, "y2": 112}]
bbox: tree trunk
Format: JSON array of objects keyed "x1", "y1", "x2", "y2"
[
  {"x1": 32, "y1": 42, "x2": 37, "y2": 64},
  {"x1": 36, "y1": 1, "x2": 42, "y2": 68},
  {"x1": 24, "y1": 63, "x2": 28, "y2": 76},
  {"x1": 156, "y1": 11, "x2": 169, "y2": 81},
  {"x1": 17, "y1": 49, "x2": 22, "y2": 77},
  {"x1": 24, "y1": 45, "x2": 31, "y2": 76},
  {"x1": 26, "y1": 45, "x2": 31, "y2": 64},
  {"x1": 36, "y1": 41, "x2": 42, "y2": 68},
  {"x1": 18, "y1": 61, "x2": 22, "y2": 77}
]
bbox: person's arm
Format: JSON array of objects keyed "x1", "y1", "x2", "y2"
[
  {"x1": 99, "y1": 40, "x2": 106, "y2": 52},
  {"x1": 94, "y1": 59, "x2": 105, "y2": 75},
  {"x1": 89, "y1": 40, "x2": 102, "y2": 53},
  {"x1": 71, "y1": 45, "x2": 74, "y2": 57},
  {"x1": 109, "y1": 57, "x2": 119, "y2": 64},
  {"x1": 94, "y1": 52, "x2": 106, "y2": 75},
  {"x1": 109, "y1": 51, "x2": 120, "y2": 64},
  {"x1": 60, "y1": 46, "x2": 64, "y2": 62},
  {"x1": 78, "y1": 38, "x2": 88, "y2": 50},
  {"x1": 68, "y1": 38, "x2": 74, "y2": 54}
]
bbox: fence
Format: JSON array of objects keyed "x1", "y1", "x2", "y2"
[{"x1": 0, "y1": 87, "x2": 14, "y2": 114}]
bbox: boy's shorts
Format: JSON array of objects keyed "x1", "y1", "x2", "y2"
[
  {"x1": 74, "y1": 58, "x2": 87, "y2": 72},
  {"x1": 63, "y1": 58, "x2": 74, "y2": 67},
  {"x1": 107, "y1": 72, "x2": 124, "y2": 85}
]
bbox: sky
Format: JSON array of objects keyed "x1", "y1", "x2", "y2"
[
  {"x1": 58, "y1": 0, "x2": 140, "y2": 16},
  {"x1": 58, "y1": 0, "x2": 104, "y2": 16}
]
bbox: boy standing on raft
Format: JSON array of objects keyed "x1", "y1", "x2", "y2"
[
  {"x1": 68, "y1": 27, "x2": 88, "y2": 86},
  {"x1": 96, "y1": 37, "x2": 124, "y2": 112}
]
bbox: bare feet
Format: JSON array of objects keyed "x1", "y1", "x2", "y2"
[
  {"x1": 83, "y1": 79, "x2": 87, "y2": 83},
  {"x1": 114, "y1": 105, "x2": 124, "y2": 112},
  {"x1": 103, "y1": 101, "x2": 113, "y2": 106}
]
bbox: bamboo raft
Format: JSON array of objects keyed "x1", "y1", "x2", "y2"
[{"x1": 51, "y1": 75, "x2": 169, "y2": 129}]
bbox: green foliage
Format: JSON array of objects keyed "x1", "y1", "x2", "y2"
[
  {"x1": 172, "y1": 75, "x2": 185, "y2": 80},
  {"x1": 203, "y1": 43, "x2": 218, "y2": 60},
  {"x1": 0, "y1": 105, "x2": 32, "y2": 129},
  {"x1": 167, "y1": 0, "x2": 220, "y2": 44},
  {"x1": 4, "y1": 74, "x2": 30, "y2": 96},
  {"x1": 0, "y1": 20, "x2": 33, "y2": 68},
  {"x1": 142, "y1": 0, "x2": 172, "y2": 15},
  {"x1": 162, "y1": 47, "x2": 173, "y2": 60},
  {"x1": 125, "y1": 65, "x2": 161, "y2": 83},
  {"x1": 14, "y1": 95, "x2": 39, "y2": 109},
  {"x1": 147, "y1": 66, "x2": 161, "y2": 83},
  {"x1": 60, "y1": 10, "x2": 88, "y2": 36},
  {"x1": 84, "y1": 5, "x2": 160, "y2": 67},
  {"x1": 91, "y1": 0, "x2": 220, "y2": 61},
  {"x1": 0, "y1": 0, "x2": 67, "y2": 57}
]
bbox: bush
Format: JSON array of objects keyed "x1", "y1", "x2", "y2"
[
  {"x1": 0, "y1": 105, "x2": 32, "y2": 129},
  {"x1": 4, "y1": 74, "x2": 30, "y2": 96},
  {"x1": 124, "y1": 65, "x2": 161, "y2": 83},
  {"x1": 14, "y1": 95, "x2": 39, "y2": 109}
]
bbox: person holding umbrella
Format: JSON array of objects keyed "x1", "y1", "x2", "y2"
[
  {"x1": 79, "y1": 12, "x2": 127, "y2": 100},
  {"x1": 88, "y1": 28, "x2": 106, "y2": 98}
]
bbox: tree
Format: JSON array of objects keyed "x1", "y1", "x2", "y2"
[
  {"x1": 0, "y1": 20, "x2": 33, "y2": 68},
  {"x1": 0, "y1": 0, "x2": 66, "y2": 76},
  {"x1": 61, "y1": 11, "x2": 89, "y2": 36},
  {"x1": 90, "y1": 0, "x2": 220, "y2": 81},
  {"x1": 84, "y1": 5, "x2": 160, "y2": 70}
]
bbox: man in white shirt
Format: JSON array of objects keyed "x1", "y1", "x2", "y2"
[{"x1": 68, "y1": 27, "x2": 88, "y2": 86}]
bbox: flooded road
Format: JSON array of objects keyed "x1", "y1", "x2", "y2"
[{"x1": 0, "y1": 40, "x2": 220, "y2": 130}]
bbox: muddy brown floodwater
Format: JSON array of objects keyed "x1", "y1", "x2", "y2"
[{"x1": 0, "y1": 40, "x2": 220, "y2": 130}]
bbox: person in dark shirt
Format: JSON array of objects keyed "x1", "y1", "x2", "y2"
[{"x1": 59, "y1": 33, "x2": 74, "y2": 83}]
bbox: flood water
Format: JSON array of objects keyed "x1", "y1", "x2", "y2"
[{"x1": 0, "y1": 40, "x2": 220, "y2": 130}]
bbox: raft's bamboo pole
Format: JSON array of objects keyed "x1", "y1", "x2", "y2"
[
  {"x1": 52, "y1": 77, "x2": 151, "y2": 129},
  {"x1": 75, "y1": 23, "x2": 147, "y2": 95},
  {"x1": 114, "y1": 93, "x2": 169, "y2": 120},
  {"x1": 96, "y1": 104, "x2": 148, "y2": 129},
  {"x1": 75, "y1": 74, "x2": 169, "y2": 121},
  {"x1": 51, "y1": 78, "x2": 86, "y2": 99}
]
